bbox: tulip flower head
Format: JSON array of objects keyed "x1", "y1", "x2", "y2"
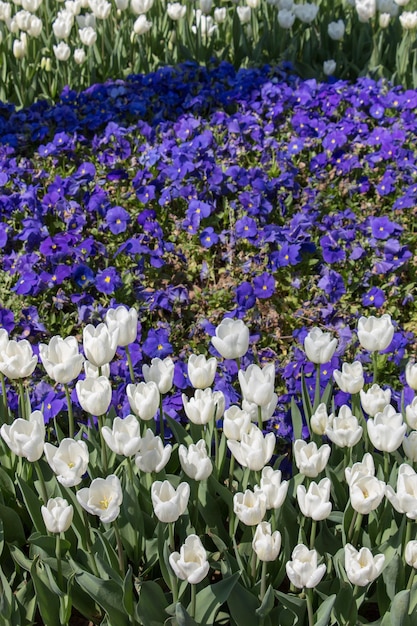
[
  {"x1": 83, "y1": 322, "x2": 119, "y2": 367},
  {"x1": 304, "y1": 327, "x2": 337, "y2": 364},
  {"x1": 360, "y1": 384, "x2": 391, "y2": 417},
  {"x1": 325, "y1": 405, "x2": 363, "y2": 448},
  {"x1": 286, "y1": 544, "x2": 326, "y2": 589},
  {"x1": 252, "y1": 522, "x2": 281, "y2": 561},
  {"x1": 297, "y1": 477, "x2": 332, "y2": 521},
  {"x1": 44, "y1": 437, "x2": 89, "y2": 487},
  {"x1": 151, "y1": 480, "x2": 190, "y2": 523},
  {"x1": 333, "y1": 361, "x2": 364, "y2": 394},
  {"x1": 255, "y1": 465, "x2": 289, "y2": 510},
  {"x1": 344, "y1": 544, "x2": 385, "y2": 586},
  {"x1": 211, "y1": 318, "x2": 249, "y2": 359},
  {"x1": 134, "y1": 428, "x2": 172, "y2": 473},
  {"x1": 293, "y1": 440, "x2": 331, "y2": 477},
  {"x1": 0, "y1": 338, "x2": 38, "y2": 379},
  {"x1": 227, "y1": 424, "x2": 275, "y2": 471},
  {"x1": 187, "y1": 353, "x2": 217, "y2": 389},
  {"x1": 76, "y1": 375, "x2": 112, "y2": 416},
  {"x1": 39, "y1": 335, "x2": 84, "y2": 384},
  {"x1": 41, "y1": 497, "x2": 73, "y2": 533},
  {"x1": 238, "y1": 362, "x2": 275, "y2": 407},
  {"x1": 169, "y1": 534, "x2": 210, "y2": 584},
  {"x1": 105, "y1": 305, "x2": 138, "y2": 347},
  {"x1": 233, "y1": 488, "x2": 267, "y2": 526},
  {"x1": 0, "y1": 410, "x2": 45, "y2": 462},
  {"x1": 127, "y1": 381, "x2": 160, "y2": 421},
  {"x1": 101, "y1": 414, "x2": 142, "y2": 456},
  {"x1": 178, "y1": 439, "x2": 213, "y2": 480},
  {"x1": 357, "y1": 314, "x2": 394, "y2": 352},
  {"x1": 76, "y1": 475, "x2": 123, "y2": 523},
  {"x1": 182, "y1": 387, "x2": 225, "y2": 425},
  {"x1": 142, "y1": 357, "x2": 175, "y2": 394},
  {"x1": 367, "y1": 404, "x2": 406, "y2": 452}
]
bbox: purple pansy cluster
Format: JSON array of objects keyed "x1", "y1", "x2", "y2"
[{"x1": 0, "y1": 61, "x2": 416, "y2": 437}]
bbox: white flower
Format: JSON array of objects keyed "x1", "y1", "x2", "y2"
[
  {"x1": 255, "y1": 466, "x2": 289, "y2": 509},
  {"x1": 178, "y1": 439, "x2": 212, "y2": 481},
  {"x1": 214, "y1": 6, "x2": 226, "y2": 22},
  {"x1": 127, "y1": 381, "x2": 160, "y2": 421},
  {"x1": 355, "y1": 0, "x2": 376, "y2": 22},
  {"x1": 297, "y1": 478, "x2": 332, "y2": 521},
  {"x1": 242, "y1": 394, "x2": 278, "y2": 423},
  {"x1": 345, "y1": 452, "x2": 375, "y2": 486},
  {"x1": 237, "y1": 5, "x2": 251, "y2": 23},
  {"x1": 400, "y1": 10, "x2": 417, "y2": 29},
  {"x1": 360, "y1": 384, "x2": 391, "y2": 417},
  {"x1": 222, "y1": 405, "x2": 251, "y2": 440},
  {"x1": 187, "y1": 354, "x2": 217, "y2": 389},
  {"x1": 83, "y1": 323, "x2": 119, "y2": 367},
  {"x1": 151, "y1": 480, "x2": 190, "y2": 523},
  {"x1": 350, "y1": 474, "x2": 386, "y2": 515},
  {"x1": 286, "y1": 544, "x2": 326, "y2": 589},
  {"x1": 405, "y1": 541, "x2": 417, "y2": 568},
  {"x1": 406, "y1": 396, "x2": 417, "y2": 429},
  {"x1": 252, "y1": 522, "x2": 281, "y2": 561},
  {"x1": 0, "y1": 410, "x2": 45, "y2": 462},
  {"x1": 304, "y1": 327, "x2": 337, "y2": 364},
  {"x1": 278, "y1": 8, "x2": 295, "y2": 28},
  {"x1": 385, "y1": 463, "x2": 417, "y2": 519},
  {"x1": 233, "y1": 489, "x2": 267, "y2": 526},
  {"x1": 101, "y1": 415, "x2": 141, "y2": 456},
  {"x1": 293, "y1": 440, "x2": 331, "y2": 477},
  {"x1": 325, "y1": 405, "x2": 363, "y2": 448},
  {"x1": 182, "y1": 388, "x2": 224, "y2": 425},
  {"x1": 169, "y1": 535, "x2": 210, "y2": 583},
  {"x1": 367, "y1": 404, "x2": 406, "y2": 452},
  {"x1": 88, "y1": 0, "x2": 111, "y2": 18},
  {"x1": 76, "y1": 376, "x2": 112, "y2": 416},
  {"x1": 77, "y1": 475, "x2": 123, "y2": 523},
  {"x1": 78, "y1": 25, "x2": 96, "y2": 45},
  {"x1": 41, "y1": 497, "x2": 73, "y2": 533},
  {"x1": 167, "y1": 2, "x2": 186, "y2": 20},
  {"x1": 44, "y1": 438, "x2": 89, "y2": 487},
  {"x1": 406, "y1": 360, "x2": 417, "y2": 390},
  {"x1": 84, "y1": 360, "x2": 110, "y2": 379},
  {"x1": 130, "y1": 0, "x2": 153, "y2": 13},
  {"x1": 52, "y1": 11, "x2": 73, "y2": 38},
  {"x1": 310, "y1": 403, "x2": 330, "y2": 436},
  {"x1": 344, "y1": 544, "x2": 384, "y2": 586},
  {"x1": 142, "y1": 357, "x2": 174, "y2": 394},
  {"x1": 211, "y1": 318, "x2": 249, "y2": 360},
  {"x1": 39, "y1": 335, "x2": 84, "y2": 384},
  {"x1": 327, "y1": 19, "x2": 345, "y2": 40},
  {"x1": 0, "y1": 339, "x2": 37, "y2": 379},
  {"x1": 323, "y1": 60, "x2": 336, "y2": 76},
  {"x1": 293, "y1": 2, "x2": 319, "y2": 23},
  {"x1": 74, "y1": 47, "x2": 86, "y2": 64},
  {"x1": 199, "y1": 0, "x2": 212, "y2": 13},
  {"x1": 238, "y1": 363, "x2": 275, "y2": 407},
  {"x1": 134, "y1": 428, "x2": 172, "y2": 473},
  {"x1": 227, "y1": 424, "x2": 275, "y2": 471},
  {"x1": 133, "y1": 13, "x2": 152, "y2": 33},
  {"x1": 105, "y1": 306, "x2": 138, "y2": 347},
  {"x1": 333, "y1": 361, "x2": 364, "y2": 394},
  {"x1": 403, "y1": 432, "x2": 417, "y2": 462},
  {"x1": 357, "y1": 314, "x2": 394, "y2": 352},
  {"x1": 379, "y1": 11, "x2": 390, "y2": 27}
]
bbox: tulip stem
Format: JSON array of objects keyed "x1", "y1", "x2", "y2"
[
  {"x1": 34, "y1": 460, "x2": 48, "y2": 504},
  {"x1": 351, "y1": 512, "x2": 364, "y2": 547},
  {"x1": 17, "y1": 380, "x2": 28, "y2": 420},
  {"x1": 309, "y1": 520, "x2": 317, "y2": 550},
  {"x1": 113, "y1": 520, "x2": 125, "y2": 576},
  {"x1": 168, "y1": 523, "x2": 178, "y2": 603},
  {"x1": 372, "y1": 352, "x2": 378, "y2": 385},
  {"x1": 383, "y1": 452, "x2": 390, "y2": 481},
  {"x1": 64, "y1": 384, "x2": 75, "y2": 439},
  {"x1": 305, "y1": 588, "x2": 314, "y2": 626},
  {"x1": 313, "y1": 365, "x2": 321, "y2": 413},
  {"x1": 228, "y1": 454, "x2": 235, "y2": 491},
  {"x1": 159, "y1": 395, "x2": 165, "y2": 443},
  {"x1": 260, "y1": 560, "x2": 267, "y2": 601},
  {"x1": 56, "y1": 533, "x2": 64, "y2": 590},
  {"x1": 257, "y1": 405, "x2": 263, "y2": 431},
  {"x1": 98, "y1": 414, "x2": 108, "y2": 472},
  {"x1": 125, "y1": 345, "x2": 135, "y2": 383},
  {"x1": 190, "y1": 584, "x2": 196, "y2": 619},
  {"x1": 406, "y1": 568, "x2": 416, "y2": 591},
  {"x1": 0, "y1": 372, "x2": 9, "y2": 425}
]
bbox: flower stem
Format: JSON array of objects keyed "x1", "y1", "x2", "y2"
[
  {"x1": 351, "y1": 512, "x2": 364, "y2": 547},
  {"x1": 34, "y1": 460, "x2": 48, "y2": 504},
  {"x1": 56, "y1": 533, "x2": 64, "y2": 590},
  {"x1": 17, "y1": 380, "x2": 28, "y2": 420},
  {"x1": 372, "y1": 352, "x2": 378, "y2": 385},
  {"x1": 125, "y1": 345, "x2": 135, "y2": 383},
  {"x1": 190, "y1": 584, "x2": 196, "y2": 619},
  {"x1": 113, "y1": 519, "x2": 125, "y2": 576},
  {"x1": 0, "y1": 372, "x2": 9, "y2": 425},
  {"x1": 159, "y1": 394, "x2": 165, "y2": 443},
  {"x1": 257, "y1": 405, "x2": 263, "y2": 431},
  {"x1": 305, "y1": 588, "x2": 314, "y2": 626},
  {"x1": 260, "y1": 560, "x2": 267, "y2": 602},
  {"x1": 406, "y1": 568, "x2": 416, "y2": 591},
  {"x1": 310, "y1": 519, "x2": 317, "y2": 550},
  {"x1": 313, "y1": 364, "x2": 321, "y2": 413},
  {"x1": 64, "y1": 384, "x2": 75, "y2": 439},
  {"x1": 98, "y1": 414, "x2": 108, "y2": 472}
]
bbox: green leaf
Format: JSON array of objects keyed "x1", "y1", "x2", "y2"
[
  {"x1": 227, "y1": 579, "x2": 260, "y2": 626},
  {"x1": 290, "y1": 397, "x2": 303, "y2": 441},
  {"x1": 31, "y1": 558, "x2": 62, "y2": 626},
  {"x1": 256, "y1": 585, "x2": 275, "y2": 618},
  {"x1": 72, "y1": 563, "x2": 130, "y2": 626},
  {"x1": 122, "y1": 567, "x2": 135, "y2": 618},
  {"x1": 16, "y1": 475, "x2": 46, "y2": 534},
  {"x1": 0, "y1": 503, "x2": 26, "y2": 547},
  {"x1": 136, "y1": 580, "x2": 169, "y2": 626},
  {"x1": 331, "y1": 583, "x2": 357, "y2": 626},
  {"x1": 176, "y1": 602, "x2": 198, "y2": 626},
  {"x1": 275, "y1": 590, "x2": 306, "y2": 624},
  {"x1": 194, "y1": 572, "x2": 240, "y2": 625},
  {"x1": 0, "y1": 467, "x2": 16, "y2": 501},
  {"x1": 314, "y1": 594, "x2": 336, "y2": 626}
]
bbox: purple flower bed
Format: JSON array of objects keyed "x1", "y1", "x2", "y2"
[{"x1": 0, "y1": 60, "x2": 416, "y2": 439}]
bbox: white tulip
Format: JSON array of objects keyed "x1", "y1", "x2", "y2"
[
  {"x1": 41, "y1": 497, "x2": 73, "y2": 533},
  {"x1": 0, "y1": 338, "x2": 37, "y2": 379},
  {"x1": 88, "y1": 0, "x2": 111, "y2": 18},
  {"x1": 237, "y1": 5, "x2": 251, "y2": 23},
  {"x1": 233, "y1": 489, "x2": 267, "y2": 526},
  {"x1": 77, "y1": 475, "x2": 123, "y2": 523},
  {"x1": 21, "y1": 0, "x2": 42, "y2": 10},
  {"x1": 78, "y1": 25, "x2": 96, "y2": 45},
  {"x1": 286, "y1": 544, "x2": 326, "y2": 589},
  {"x1": 53, "y1": 41, "x2": 71, "y2": 61},
  {"x1": 83, "y1": 323, "x2": 119, "y2": 367},
  {"x1": 406, "y1": 396, "x2": 417, "y2": 429},
  {"x1": 187, "y1": 354, "x2": 217, "y2": 389},
  {"x1": 406, "y1": 360, "x2": 417, "y2": 390},
  {"x1": 297, "y1": 478, "x2": 332, "y2": 521},
  {"x1": 357, "y1": 314, "x2": 394, "y2": 352},
  {"x1": 151, "y1": 480, "x2": 190, "y2": 523},
  {"x1": 325, "y1": 405, "x2": 363, "y2": 448},
  {"x1": 386, "y1": 463, "x2": 417, "y2": 519},
  {"x1": 379, "y1": 12, "x2": 390, "y2": 27},
  {"x1": 167, "y1": 2, "x2": 186, "y2": 20},
  {"x1": 304, "y1": 327, "x2": 337, "y2": 364},
  {"x1": 214, "y1": 6, "x2": 226, "y2": 22},
  {"x1": 344, "y1": 544, "x2": 384, "y2": 586},
  {"x1": 327, "y1": 19, "x2": 345, "y2": 40},
  {"x1": 255, "y1": 466, "x2": 289, "y2": 509},
  {"x1": 105, "y1": 306, "x2": 138, "y2": 347},
  {"x1": 405, "y1": 540, "x2": 417, "y2": 568},
  {"x1": 242, "y1": 394, "x2": 278, "y2": 423},
  {"x1": 293, "y1": 440, "x2": 331, "y2": 477},
  {"x1": 178, "y1": 439, "x2": 212, "y2": 480},
  {"x1": 39, "y1": 335, "x2": 84, "y2": 384},
  {"x1": 199, "y1": 0, "x2": 212, "y2": 13},
  {"x1": 350, "y1": 474, "x2": 386, "y2": 515},
  {"x1": 310, "y1": 403, "x2": 330, "y2": 436},
  {"x1": 367, "y1": 404, "x2": 406, "y2": 452},
  {"x1": 211, "y1": 318, "x2": 249, "y2": 360},
  {"x1": 130, "y1": 0, "x2": 153, "y2": 13},
  {"x1": 182, "y1": 388, "x2": 224, "y2": 425},
  {"x1": 278, "y1": 8, "x2": 295, "y2": 28},
  {"x1": 227, "y1": 424, "x2": 275, "y2": 471},
  {"x1": 333, "y1": 361, "x2": 364, "y2": 394},
  {"x1": 142, "y1": 357, "x2": 174, "y2": 394},
  {"x1": 84, "y1": 360, "x2": 110, "y2": 379},
  {"x1": 169, "y1": 535, "x2": 210, "y2": 583},
  {"x1": 76, "y1": 376, "x2": 112, "y2": 416},
  {"x1": 127, "y1": 381, "x2": 160, "y2": 420},
  {"x1": 0, "y1": 410, "x2": 45, "y2": 462},
  {"x1": 355, "y1": 0, "x2": 376, "y2": 22},
  {"x1": 252, "y1": 522, "x2": 281, "y2": 561},
  {"x1": 222, "y1": 405, "x2": 251, "y2": 440},
  {"x1": 74, "y1": 47, "x2": 86, "y2": 63},
  {"x1": 403, "y1": 432, "x2": 417, "y2": 462},
  {"x1": 293, "y1": 2, "x2": 319, "y2": 23},
  {"x1": 101, "y1": 415, "x2": 141, "y2": 456},
  {"x1": 52, "y1": 11, "x2": 73, "y2": 38},
  {"x1": 323, "y1": 59, "x2": 337, "y2": 76},
  {"x1": 44, "y1": 438, "x2": 89, "y2": 487},
  {"x1": 360, "y1": 384, "x2": 391, "y2": 417},
  {"x1": 400, "y1": 10, "x2": 417, "y2": 28},
  {"x1": 134, "y1": 428, "x2": 172, "y2": 473},
  {"x1": 345, "y1": 452, "x2": 375, "y2": 486},
  {"x1": 238, "y1": 362, "x2": 275, "y2": 407},
  {"x1": 28, "y1": 14, "x2": 42, "y2": 35}
]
